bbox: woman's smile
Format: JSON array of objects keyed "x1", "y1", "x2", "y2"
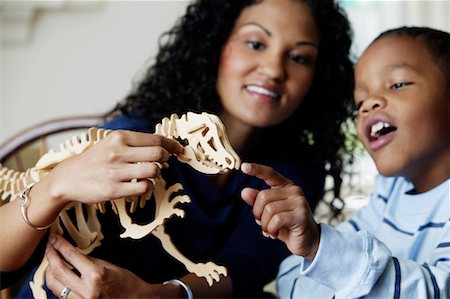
[{"x1": 245, "y1": 84, "x2": 281, "y2": 104}]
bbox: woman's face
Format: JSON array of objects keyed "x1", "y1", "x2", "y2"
[{"x1": 216, "y1": 0, "x2": 319, "y2": 129}]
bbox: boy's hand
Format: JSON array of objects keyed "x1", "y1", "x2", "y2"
[{"x1": 240, "y1": 162, "x2": 320, "y2": 260}]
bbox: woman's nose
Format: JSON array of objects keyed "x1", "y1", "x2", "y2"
[
  {"x1": 360, "y1": 96, "x2": 386, "y2": 115},
  {"x1": 259, "y1": 53, "x2": 286, "y2": 81}
]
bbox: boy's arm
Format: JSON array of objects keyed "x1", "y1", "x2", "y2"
[
  {"x1": 276, "y1": 193, "x2": 386, "y2": 299},
  {"x1": 277, "y1": 219, "x2": 450, "y2": 299},
  {"x1": 242, "y1": 164, "x2": 449, "y2": 298}
]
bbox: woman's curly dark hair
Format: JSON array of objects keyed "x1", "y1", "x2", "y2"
[{"x1": 112, "y1": 0, "x2": 355, "y2": 198}]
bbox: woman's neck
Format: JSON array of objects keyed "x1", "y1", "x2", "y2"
[
  {"x1": 218, "y1": 111, "x2": 261, "y2": 157},
  {"x1": 208, "y1": 111, "x2": 261, "y2": 190}
]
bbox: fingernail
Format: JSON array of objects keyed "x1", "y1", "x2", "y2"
[
  {"x1": 255, "y1": 219, "x2": 261, "y2": 226},
  {"x1": 262, "y1": 231, "x2": 270, "y2": 238},
  {"x1": 241, "y1": 163, "x2": 251, "y2": 173},
  {"x1": 49, "y1": 234, "x2": 56, "y2": 245}
]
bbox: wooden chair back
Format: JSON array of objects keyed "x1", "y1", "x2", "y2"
[{"x1": 0, "y1": 115, "x2": 104, "y2": 170}]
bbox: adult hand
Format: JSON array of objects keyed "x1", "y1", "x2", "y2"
[
  {"x1": 45, "y1": 234, "x2": 158, "y2": 298},
  {"x1": 0, "y1": 130, "x2": 184, "y2": 271},
  {"x1": 42, "y1": 130, "x2": 184, "y2": 207},
  {"x1": 240, "y1": 162, "x2": 320, "y2": 260}
]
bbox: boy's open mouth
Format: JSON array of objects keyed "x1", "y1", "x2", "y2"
[{"x1": 368, "y1": 121, "x2": 397, "y2": 142}]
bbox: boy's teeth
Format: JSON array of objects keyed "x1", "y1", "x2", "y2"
[
  {"x1": 246, "y1": 85, "x2": 277, "y2": 98},
  {"x1": 370, "y1": 121, "x2": 390, "y2": 137}
]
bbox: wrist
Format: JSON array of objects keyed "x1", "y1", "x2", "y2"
[
  {"x1": 30, "y1": 178, "x2": 67, "y2": 216},
  {"x1": 304, "y1": 223, "x2": 321, "y2": 260},
  {"x1": 162, "y1": 279, "x2": 193, "y2": 299},
  {"x1": 17, "y1": 182, "x2": 59, "y2": 230},
  {"x1": 40, "y1": 174, "x2": 70, "y2": 207}
]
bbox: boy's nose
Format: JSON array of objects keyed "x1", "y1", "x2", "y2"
[{"x1": 360, "y1": 96, "x2": 386, "y2": 115}]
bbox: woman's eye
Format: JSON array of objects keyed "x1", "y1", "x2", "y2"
[
  {"x1": 245, "y1": 40, "x2": 264, "y2": 51},
  {"x1": 289, "y1": 53, "x2": 310, "y2": 65},
  {"x1": 390, "y1": 82, "x2": 412, "y2": 90}
]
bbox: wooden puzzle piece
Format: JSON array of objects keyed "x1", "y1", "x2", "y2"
[
  {"x1": 155, "y1": 112, "x2": 240, "y2": 174},
  {"x1": 0, "y1": 112, "x2": 241, "y2": 298},
  {"x1": 112, "y1": 179, "x2": 191, "y2": 239},
  {"x1": 153, "y1": 225, "x2": 228, "y2": 287},
  {"x1": 29, "y1": 218, "x2": 64, "y2": 297}
]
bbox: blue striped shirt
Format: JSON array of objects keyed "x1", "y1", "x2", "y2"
[{"x1": 277, "y1": 176, "x2": 450, "y2": 298}]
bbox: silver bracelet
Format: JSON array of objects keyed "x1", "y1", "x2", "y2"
[
  {"x1": 163, "y1": 279, "x2": 193, "y2": 299},
  {"x1": 18, "y1": 182, "x2": 52, "y2": 231}
]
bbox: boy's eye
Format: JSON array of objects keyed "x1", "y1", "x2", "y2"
[
  {"x1": 390, "y1": 82, "x2": 412, "y2": 90},
  {"x1": 354, "y1": 100, "x2": 364, "y2": 112},
  {"x1": 245, "y1": 40, "x2": 264, "y2": 51}
]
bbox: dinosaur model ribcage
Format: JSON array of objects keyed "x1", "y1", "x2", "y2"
[{"x1": 0, "y1": 112, "x2": 241, "y2": 299}]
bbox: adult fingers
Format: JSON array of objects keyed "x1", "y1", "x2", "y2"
[
  {"x1": 241, "y1": 163, "x2": 292, "y2": 188},
  {"x1": 105, "y1": 146, "x2": 173, "y2": 164},
  {"x1": 107, "y1": 130, "x2": 183, "y2": 154},
  {"x1": 89, "y1": 179, "x2": 153, "y2": 202},
  {"x1": 46, "y1": 277, "x2": 82, "y2": 299},
  {"x1": 48, "y1": 235, "x2": 96, "y2": 279},
  {"x1": 112, "y1": 162, "x2": 161, "y2": 182},
  {"x1": 46, "y1": 242, "x2": 84, "y2": 293}
]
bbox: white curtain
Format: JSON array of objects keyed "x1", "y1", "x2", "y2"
[{"x1": 342, "y1": 0, "x2": 449, "y2": 56}]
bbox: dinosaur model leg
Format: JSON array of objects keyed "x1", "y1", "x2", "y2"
[{"x1": 152, "y1": 225, "x2": 227, "y2": 287}]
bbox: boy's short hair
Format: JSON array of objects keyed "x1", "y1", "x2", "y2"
[{"x1": 374, "y1": 27, "x2": 450, "y2": 88}]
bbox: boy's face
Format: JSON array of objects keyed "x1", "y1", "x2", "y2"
[{"x1": 354, "y1": 35, "x2": 450, "y2": 191}]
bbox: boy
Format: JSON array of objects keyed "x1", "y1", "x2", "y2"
[{"x1": 241, "y1": 26, "x2": 449, "y2": 298}]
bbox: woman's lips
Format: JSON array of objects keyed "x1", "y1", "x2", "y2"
[{"x1": 245, "y1": 85, "x2": 280, "y2": 104}]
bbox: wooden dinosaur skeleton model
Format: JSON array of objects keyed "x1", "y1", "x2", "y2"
[
  {"x1": 156, "y1": 112, "x2": 240, "y2": 174},
  {"x1": 0, "y1": 112, "x2": 240, "y2": 298}
]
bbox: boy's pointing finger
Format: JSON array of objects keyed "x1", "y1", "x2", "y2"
[{"x1": 241, "y1": 162, "x2": 292, "y2": 188}]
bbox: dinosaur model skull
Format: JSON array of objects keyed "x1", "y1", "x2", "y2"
[{"x1": 155, "y1": 112, "x2": 240, "y2": 174}]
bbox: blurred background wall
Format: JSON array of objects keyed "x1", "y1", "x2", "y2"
[
  {"x1": 0, "y1": 0, "x2": 188, "y2": 143},
  {"x1": 0, "y1": 0, "x2": 449, "y2": 143},
  {"x1": 345, "y1": 0, "x2": 449, "y2": 56}
]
